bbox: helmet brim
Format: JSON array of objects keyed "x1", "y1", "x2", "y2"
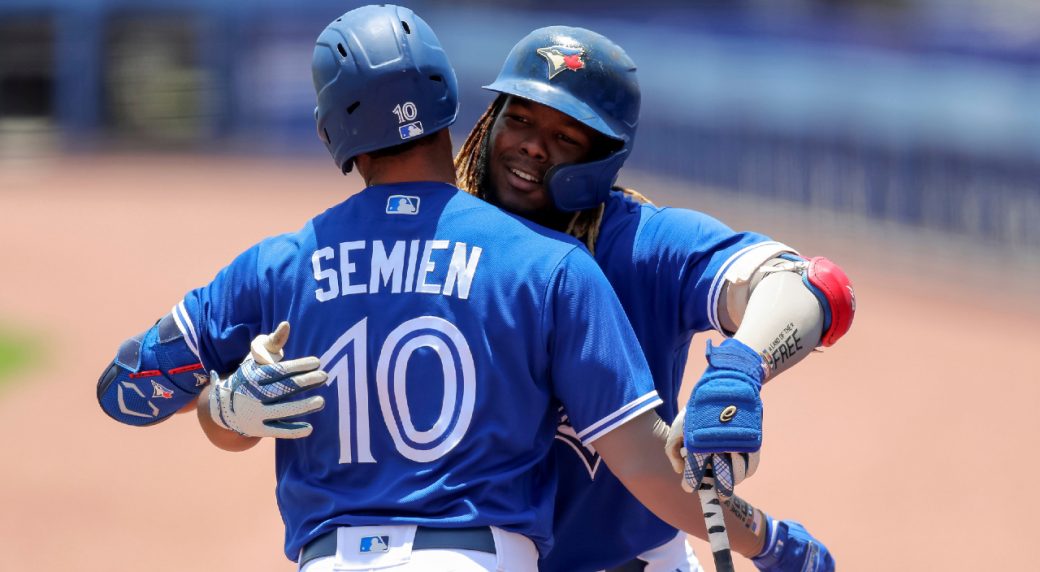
[{"x1": 483, "y1": 79, "x2": 627, "y2": 143}]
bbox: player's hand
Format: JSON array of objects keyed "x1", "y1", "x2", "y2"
[
  {"x1": 668, "y1": 408, "x2": 759, "y2": 496},
  {"x1": 680, "y1": 337, "x2": 765, "y2": 496},
  {"x1": 208, "y1": 322, "x2": 327, "y2": 439},
  {"x1": 753, "y1": 517, "x2": 835, "y2": 572}
]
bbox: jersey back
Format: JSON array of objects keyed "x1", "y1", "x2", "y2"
[{"x1": 176, "y1": 183, "x2": 660, "y2": 560}]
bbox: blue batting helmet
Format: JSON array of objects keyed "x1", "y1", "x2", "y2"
[
  {"x1": 313, "y1": 5, "x2": 459, "y2": 174},
  {"x1": 484, "y1": 26, "x2": 640, "y2": 211}
]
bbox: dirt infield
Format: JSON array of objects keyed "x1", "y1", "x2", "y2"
[{"x1": 0, "y1": 154, "x2": 1036, "y2": 571}]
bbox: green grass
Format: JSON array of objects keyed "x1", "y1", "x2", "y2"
[{"x1": 0, "y1": 331, "x2": 39, "y2": 387}]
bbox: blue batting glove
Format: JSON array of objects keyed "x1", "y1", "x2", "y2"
[
  {"x1": 753, "y1": 517, "x2": 835, "y2": 572},
  {"x1": 684, "y1": 338, "x2": 765, "y2": 454}
]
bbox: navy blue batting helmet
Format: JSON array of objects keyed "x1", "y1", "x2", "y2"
[
  {"x1": 313, "y1": 5, "x2": 459, "y2": 174},
  {"x1": 485, "y1": 26, "x2": 640, "y2": 211}
]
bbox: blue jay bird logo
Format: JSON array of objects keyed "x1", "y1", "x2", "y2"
[
  {"x1": 536, "y1": 45, "x2": 586, "y2": 79},
  {"x1": 386, "y1": 195, "x2": 420, "y2": 215}
]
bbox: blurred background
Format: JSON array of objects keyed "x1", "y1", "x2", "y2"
[
  {"x1": 1, "y1": 1, "x2": 1038, "y2": 571},
  {"x1": 3, "y1": 0, "x2": 1039, "y2": 250}
]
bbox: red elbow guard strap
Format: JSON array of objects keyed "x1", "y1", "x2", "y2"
[{"x1": 806, "y1": 257, "x2": 855, "y2": 347}]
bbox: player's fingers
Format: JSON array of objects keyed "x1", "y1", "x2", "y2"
[
  {"x1": 713, "y1": 454, "x2": 735, "y2": 499},
  {"x1": 747, "y1": 450, "x2": 760, "y2": 479},
  {"x1": 288, "y1": 369, "x2": 328, "y2": 391},
  {"x1": 729, "y1": 451, "x2": 759, "y2": 484},
  {"x1": 268, "y1": 321, "x2": 291, "y2": 350},
  {"x1": 665, "y1": 412, "x2": 686, "y2": 474},
  {"x1": 271, "y1": 356, "x2": 323, "y2": 376},
  {"x1": 683, "y1": 453, "x2": 707, "y2": 493},
  {"x1": 263, "y1": 395, "x2": 325, "y2": 420},
  {"x1": 252, "y1": 322, "x2": 290, "y2": 365},
  {"x1": 250, "y1": 357, "x2": 322, "y2": 386},
  {"x1": 262, "y1": 420, "x2": 314, "y2": 439}
]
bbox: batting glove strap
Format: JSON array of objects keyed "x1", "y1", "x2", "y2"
[
  {"x1": 684, "y1": 338, "x2": 765, "y2": 454},
  {"x1": 753, "y1": 517, "x2": 835, "y2": 572}
]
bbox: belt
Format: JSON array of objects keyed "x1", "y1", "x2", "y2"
[{"x1": 300, "y1": 526, "x2": 496, "y2": 565}]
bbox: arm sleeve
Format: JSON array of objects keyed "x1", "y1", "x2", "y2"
[
  {"x1": 545, "y1": 249, "x2": 662, "y2": 445},
  {"x1": 174, "y1": 243, "x2": 266, "y2": 374},
  {"x1": 635, "y1": 207, "x2": 782, "y2": 334}
]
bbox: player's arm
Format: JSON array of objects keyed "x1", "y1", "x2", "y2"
[
  {"x1": 718, "y1": 251, "x2": 855, "y2": 380},
  {"x1": 595, "y1": 410, "x2": 767, "y2": 558},
  {"x1": 96, "y1": 312, "x2": 211, "y2": 427},
  {"x1": 673, "y1": 242, "x2": 856, "y2": 490}
]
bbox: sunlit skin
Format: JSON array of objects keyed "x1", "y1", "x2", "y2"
[{"x1": 486, "y1": 96, "x2": 613, "y2": 230}]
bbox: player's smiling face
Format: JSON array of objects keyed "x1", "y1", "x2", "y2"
[{"x1": 487, "y1": 96, "x2": 600, "y2": 221}]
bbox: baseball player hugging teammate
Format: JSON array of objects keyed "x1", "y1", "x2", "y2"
[
  {"x1": 454, "y1": 26, "x2": 854, "y2": 572},
  {"x1": 95, "y1": 6, "x2": 857, "y2": 572}
]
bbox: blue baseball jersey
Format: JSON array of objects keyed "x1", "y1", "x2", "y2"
[
  {"x1": 171, "y1": 182, "x2": 660, "y2": 560},
  {"x1": 542, "y1": 190, "x2": 785, "y2": 572}
]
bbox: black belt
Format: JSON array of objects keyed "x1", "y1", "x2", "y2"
[{"x1": 301, "y1": 526, "x2": 496, "y2": 565}]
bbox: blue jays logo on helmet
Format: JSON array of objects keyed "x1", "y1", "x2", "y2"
[{"x1": 536, "y1": 46, "x2": 586, "y2": 79}]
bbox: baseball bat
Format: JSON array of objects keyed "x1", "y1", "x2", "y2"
[{"x1": 697, "y1": 459, "x2": 736, "y2": 572}]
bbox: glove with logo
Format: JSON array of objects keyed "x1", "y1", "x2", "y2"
[
  {"x1": 753, "y1": 517, "x2": 835, "y2": 572},
  {"x1": 671, "y1": 337, "x2": 764, "y2": 497},
  {"x1": 208, "y1": 322, "x2": 327, "y2": 439},
  {"x1": 666, "y1": 406, "x2": 760, "y2": 497}
]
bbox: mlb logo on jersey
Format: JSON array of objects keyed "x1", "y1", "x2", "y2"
[
  {"x1": 359, "y1": 535, "x2": 390, "y2": 553},
  {"x1": 386, "y1": 195, "x2": 420, "y2": 215},
  {"x1": 399, "y1": 121, "x2": 424, "y2": 140}
]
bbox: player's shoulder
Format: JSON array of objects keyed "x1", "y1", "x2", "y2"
[{"x1": 449, "y1": 192, "x2": 586, "y2": 255}]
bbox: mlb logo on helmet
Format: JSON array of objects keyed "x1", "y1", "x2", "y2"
[
  {"x1": 359, "y1": 535, "x2": 390, "y2": 553},
  {"x1": 386, "y1": 195, "x2": 420, "y2": 215},
  {"x1": 399, "y1": 121, "x2": 424, "y2": 140},
  {"x1": 536, "y1": 45, "x2": 586, "y2": 79},
  {"x1": 151, "y1": 380, "x2": 174, "y2": 399}
]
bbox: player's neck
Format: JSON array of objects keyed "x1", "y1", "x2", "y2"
[{"x1": 357, "y1": 132, "x2": 458, "y2": 188}]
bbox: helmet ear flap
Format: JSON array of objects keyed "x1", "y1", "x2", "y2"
[{"x1": 545, "y1": 148, "x2": 629, "y2": 212}]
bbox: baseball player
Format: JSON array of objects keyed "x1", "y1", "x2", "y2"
[
  {"x1": 96, "y1": 7, "x2": 788, "y2": 571},
  {"x1": 454, "y1": 26, "x2": 854, "y2": 572}
]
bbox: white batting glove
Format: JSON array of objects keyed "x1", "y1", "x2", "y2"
[
  {"x1": 666, "y1": 408, "x2": 759, "y2": 496},
  {"x1": 208, "y1": 322, "x2": 326, "y2": 439}
]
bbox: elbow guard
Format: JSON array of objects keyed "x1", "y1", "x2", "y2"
[
  {"x1": 97, "y1": 313, "x2": 208, "y2": 426},
  {"x1": 802, "y1": 256, "x2": 855, "y2": 347}
]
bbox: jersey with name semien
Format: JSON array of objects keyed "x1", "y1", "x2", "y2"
[{"x1": 172, "y1": 182, "x2": 661, "y2": 561}]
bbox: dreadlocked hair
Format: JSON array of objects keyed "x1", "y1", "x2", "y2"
[{"x1": 454, "y1": 97, "x2": 655, "y2": 255}]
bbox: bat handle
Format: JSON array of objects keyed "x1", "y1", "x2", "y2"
[{"x1": 697, "y1": 461, "x2": 736, "y2": 572}]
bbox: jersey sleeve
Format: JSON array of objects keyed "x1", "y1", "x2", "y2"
[
  {"x1": 172, "y1": 244, "x2": 266, "y2": 374},
  {"x1": 545, "y1": 249, "x2": 662, "y2": 445},
  {"x1": 635, "y1": 207, "x2": 791, "y2": 334}
]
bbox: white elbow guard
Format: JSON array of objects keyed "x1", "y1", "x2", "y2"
[{"x1": 715, "y1": 247, "x2": 856, "y2": 365}]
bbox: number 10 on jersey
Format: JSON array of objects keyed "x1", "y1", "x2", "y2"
[{"x1": 320, "y1": 316, "x2": 476, "y2": 464}]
